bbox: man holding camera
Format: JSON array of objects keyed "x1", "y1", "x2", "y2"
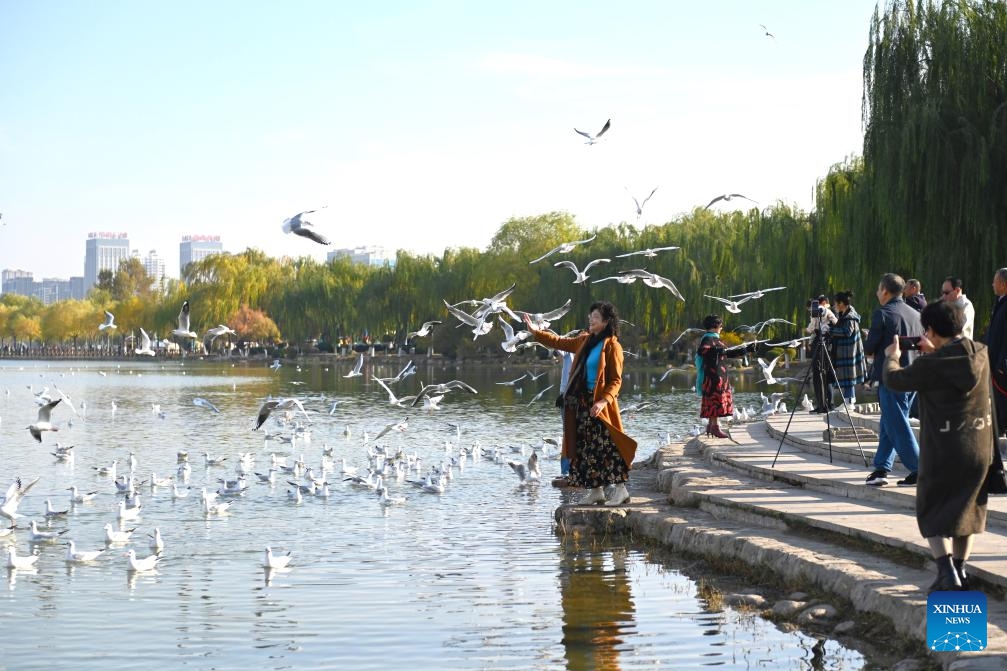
[
  {"x1": 805, "y1": 295, "x2": 838, "y2": 413},
  {"x1": 863, "y1": 273, "x2": 924, "y2": 486}
]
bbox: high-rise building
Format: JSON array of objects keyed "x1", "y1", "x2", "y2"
[
  {"x1": 143, "y1": 249, "x2": 166, "y2": 287},
  {"x1": 84, "y1": 232, "x2": 131, "y2": 289},
  {"x1": 179, "y1": 235, "x2": 223, "y2": 277},
  {"x1": 2, "y1": 269, "x2": 35, "y2": 297},
  {"x1": 1, "y1": 270, "x2": 83, "y2": 305},
  {"x1": 327, "y1": 246, "x2": 396, "y2": 269}
]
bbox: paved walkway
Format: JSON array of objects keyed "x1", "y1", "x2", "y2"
[{"x1": 556, "y1": 407, "x2": 1007, "y2": 670}]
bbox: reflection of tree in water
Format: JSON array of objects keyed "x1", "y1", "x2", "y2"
[{"x1": 560, "y1": 544, "x2": 635, "y2": 671}]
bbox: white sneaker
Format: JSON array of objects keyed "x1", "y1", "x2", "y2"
[
  {"x1": 581, "y1": 487, "x2": 606, "y2": 504},
  {"x1": 605, "y1": 483, "x2": 630, "y2": 506}
]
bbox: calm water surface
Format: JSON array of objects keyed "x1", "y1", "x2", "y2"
[{"x1": 0, "y1": 358, "x2": 874, "y2": 669}]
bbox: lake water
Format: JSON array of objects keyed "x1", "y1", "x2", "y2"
[{"x1": 0, "y1": 357, "x2": 877, "y2": 669}]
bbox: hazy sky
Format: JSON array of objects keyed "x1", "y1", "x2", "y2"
[{"x1": 1, "y1": 1, "x2": 881, "y2": 279}]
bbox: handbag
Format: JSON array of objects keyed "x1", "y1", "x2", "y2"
[{"x1": 985, "y1": 388, "x2": 1007, "y2": 495}]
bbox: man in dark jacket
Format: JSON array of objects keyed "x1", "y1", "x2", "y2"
[
  {"x1": 863, "y1": 273, "x2": 924, "y2": 486},
  {"x1": 986, "y1": 268, "x2": 1007, "y2": 434},
  {"x1": 904, "y1": 279, "x2": 927, "y2": 312}
]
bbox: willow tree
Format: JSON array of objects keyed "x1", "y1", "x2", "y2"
[{"x1": 843, "y1": 0, "x2": 1007, "y2": 327}]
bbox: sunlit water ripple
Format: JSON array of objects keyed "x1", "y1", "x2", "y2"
[{"x1": 0, "y1": 358, "x2": 875, "y2": 669}]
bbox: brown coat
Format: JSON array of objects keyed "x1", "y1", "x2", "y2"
[
  {"x1": 534, "y1": 330, "x2": 638, "y2": 468},
  {"x1": 883, "y1": 338, "x2": 992, "y2": 538}
]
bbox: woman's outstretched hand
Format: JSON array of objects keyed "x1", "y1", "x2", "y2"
[{"x1": 522, "y1": 314, "x2": 541, "y2": 334}]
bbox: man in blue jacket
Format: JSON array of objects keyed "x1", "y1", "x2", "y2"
[{"x1": 863, "y1": 273, "x2": 924, "y2": 486}]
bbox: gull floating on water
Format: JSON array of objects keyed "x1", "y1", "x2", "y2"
[
  {"x1": 104, "y1": 523, "x2": 136, "y2": 544},
  {"x1": 65, "y1": 540, "x2": 105, "y2": 563},
  {"x1": 67, "y1": 486, "x2": 98, "y2": 504},
  {"x1": 149, "y1": 528, "x2": 165, "y2": 554},
  {"x1": 263, "y1": 546, "x2": 292, "y2": 569},
  {"x1": 29, "y1": 519, "x2": 69, "y2": 542},
  {"x1": 44, "y1": 499, "x2": 69, "y2": 518},
  {"x1": 6, "y1": 547, "x2": 39, "y2": 570},
  {"x1": 98, "y1": 310, "x2": 117, "y2": 331},
  {"x1": 28, "y1": 398, "x2": 61, "y2": 442},
  {"x1": 573, "y1": 118, "x2": 610, "y2": 145},
  {"x1": 282, "y1": 207, "x2": 330, "y2": 246},
  {"x1": 529, "y1": 236, "x2": 597, "y2": 264},
  {"x1": 125, "y1": 548, "x2": 160, "y2": 572}
]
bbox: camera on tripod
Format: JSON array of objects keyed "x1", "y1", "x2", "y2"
[{"x1": 810, "y1": 302, "x2": 823, "y2": 318}]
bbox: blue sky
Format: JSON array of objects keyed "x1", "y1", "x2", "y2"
[{"x1": 1, "y1": 1, "x2": 881, "y2": 279}]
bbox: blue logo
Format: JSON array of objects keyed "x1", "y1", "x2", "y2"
[{"x1": 927, "y1": 590, "x2": 987, "y2": 652}]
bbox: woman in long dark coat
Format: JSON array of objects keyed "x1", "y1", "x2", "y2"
[
  {"x1": 883, "y1": 300, "x2": 994, "y2": 591},
  {"x1": 524, "y1": 301, "x2": 637, "y2": 506},
  {"x1": 831, "y1": 290, "x2": 867, "y2": 406},
  {"x1": 695, "y1": 314, "x2": 749, "y2": 438}
]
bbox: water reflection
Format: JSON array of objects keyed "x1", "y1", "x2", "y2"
[{"x1": 561, "y1": 545, "x2": 635, "y2": 671}]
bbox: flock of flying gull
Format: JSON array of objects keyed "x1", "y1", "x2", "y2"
[{"x1": 276, "y1": 116, "x2": 763, "y2": 249}]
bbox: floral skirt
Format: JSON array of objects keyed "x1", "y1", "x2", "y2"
[{"x1": 568, "y1": 403, "x2": 629, "y2": 489}]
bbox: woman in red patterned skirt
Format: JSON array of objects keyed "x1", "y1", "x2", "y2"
[{"x1": 695, "y1": 314, "x2": 751, "y2": 438}]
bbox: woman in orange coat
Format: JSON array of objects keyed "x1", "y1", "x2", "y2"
[{"x1": 524, "y1": 301, "x2": 638, "y2": 505}]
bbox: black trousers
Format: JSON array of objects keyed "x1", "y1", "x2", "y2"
[{"x1": 809, "y1": 338, "x2": 832, "y2": 410}]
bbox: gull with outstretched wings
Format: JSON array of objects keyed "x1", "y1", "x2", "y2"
[
  {"x1": 553, "y1": 258, "x2": 610, "y2": 284},
  {"x1": 511, "y1": 298, "x2": 572, "y2": 330},
  {"x1": 615, "y1": 246, "x2": 679, "y2": 259},
  {"x1": 281, "y1": 207, "x2": 330, "y2": 246},
  {"x1": 574, "y1": 118, "x2": 610, "y2": 145},
  {"x1": 704, "y1": 294, "x2": 756, "y2": 314},
  {"x1": 626, "y1": 187, "x2": 658, "y2": 218},
  {"x1": 98, "y1": 310, "x2": 117, "y2": 331},
  {"x1": 529, "y1": 236, "x2": 597, "y2": 264},
  {"x1": 172, "y1": 301, "x2": 198, "y2": 339},
  {"x1": 705, "y1": 193, "x2": 758, "y2": 210}
]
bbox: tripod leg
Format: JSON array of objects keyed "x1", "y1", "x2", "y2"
[
  {"x1": 819, "y1": 343, "x2": 870, "y2": 467},
  {"x1": 772, "y1": 354, "x2": 817, "y2": 468}
]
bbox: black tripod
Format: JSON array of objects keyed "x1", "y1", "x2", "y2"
[{"x1": 772, "y1": 328, "x2": 869, "y2": 467}]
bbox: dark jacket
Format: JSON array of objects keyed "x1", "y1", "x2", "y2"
[
  {"x1": 883, "y1": 339, "x2": 991, "y2": 537},
  {"x1": 986, "y1": 295, "x2": 1007, "y2": 379},
  {"x1": 905, "y1": 293, "x2": 927, "y2": 312},
  {"x1": 864, "y1": 297, "x2": 924, "y2": 383}
]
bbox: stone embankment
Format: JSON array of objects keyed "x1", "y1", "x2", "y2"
[{"x1": 556, "y1": 409, "x2": 1007, "y2": 670}]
